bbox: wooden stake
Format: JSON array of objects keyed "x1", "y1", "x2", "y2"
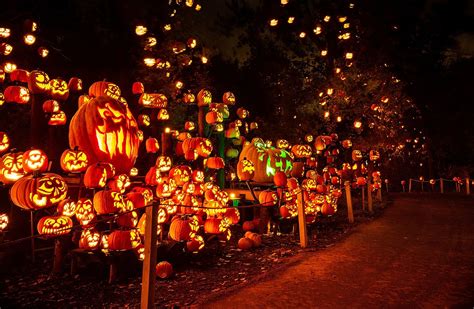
[
  {"x1": 367, "y1": 182, "x2": 373, "y2": 213},
  {"x1": 421, "y1": 181, "x2": 424, "y2": 192},
  {"x1": 466, "y1": 178, "x2": 470, "y2": 195},
  {"x1": 440, "y1": 178, "x2": 444, "y2": 194},
  {"x1": 296, "y1": 190, "x2": 308, "y2": 248},
  {"x1": 30, "y1": 211, "x2": 35, "y2": 263},
  {"x1": 361, "y1": 186, "x2": 365, "y2": 210},
  {"x1": 409, "y1": 179, "x2": 412, "y2": 193},
  {"x1": 345, "y1": 182, "x2": 354, "y2": 224},
  {"x1": 52, "y1": 239, "x2": 63, "y2": 274},
  {"x1": 377, "y1": 188, "x2": 382, "y2": 202},
  {"x1": 141, "y1": 203, "x2": 159, "y2": 309}
]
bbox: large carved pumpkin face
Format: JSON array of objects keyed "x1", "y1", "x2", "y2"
[
  {"x1": 37, "y1": 216, "x2": 73, "y2": 236},
  {"x1": 0, "y1": 132, "x2": 10, "y2": 153},
  {"x1": 23, "y1": 149, "x2": 48, "y2": 173},
  {"x1": 28, "y1": 70, "x2": 50, "y2": 94},
  {"x1": 70, "y1": 97, "x2": 140, "y2": 174},
  {"x1": 0, "y1": 152, "x2": 25, "y2": 184},
  {"x1": 75, "y1": 198, "x2": 96, "y2": 226},
  {"x1": 49, "y1": 79, "x2": 69, "y2": 101},
  {"x1": 60, "y1": 148, "x2": 88, "y2": 173},
  {"x1": 30, "y1": 174, "x2": 68, "y2": 207}
]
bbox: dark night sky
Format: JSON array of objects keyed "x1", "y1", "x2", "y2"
[{"x1": 1, "y1": 0, "x2": 473, "y2": 170}]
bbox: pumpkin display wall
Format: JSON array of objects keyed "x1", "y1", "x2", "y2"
[
  {"x1": 69, "y1": 96, "x2": 140, "y2": 174},
  {"x1": 238, "y1": 138, "x2": 293, "y2": 183}
]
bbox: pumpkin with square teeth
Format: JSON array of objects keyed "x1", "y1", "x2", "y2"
[
  {"x1": 0, "y1": 152, "x2": 25, "y2": 184},
  {"x1": 60, "y1": 148, "x2": 88, "y2": 173},
  {"x1": 37, "y1": 215, "x2": 72, "y2": 236},
  {"x1": 10, "y1": 173, "x2": 68, "y2": 210}
]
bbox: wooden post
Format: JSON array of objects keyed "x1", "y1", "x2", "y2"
[
  {"x1": 376, "y1": 188, "x2": 382, "y2": 202},
  {"x1": 385, "y1": 182, "x2": 389, "y2": 193},
  {"x1": 409, "y1": 179, "x2": 412, "y2": 193},
  {"x1": 198, "y1": 106, "x2": 205, "y2": 137},
  {"x1": 402, "y1": 183, "x2": 405, "y2": 192},
  {"x1": 466, "y1": 178, "x2": 470, "y2": 195},
  {"x1": 52, "y1": 239, "x2": 63, "y2": 274},
  {"x1": 440, "y1": 178, "x2": 444, "y2": 194},
  {"x1": 217, "y1": 132, "x2": 225, "y2": 189},
  {"x1": 30, "y1": 211, "x2": 35, "y2": 263},
  {"x1": 296, "y1": 190, "x2": 308, "y2": 248},
  {"x1": 345, "y1": 182, "x2": 354, "y2": 223},
  {"x1": 367, "y1": 182, "x2": 373, "y2": 213},
  {"x1": 421, "y1": 181, "x2": 424, "y2": 192},
  {"x1": 141, "y1": 203, "x2": 159, "y2": 309},
  {"x1": 361, "y1": 186, "x2": 365, "y2": 210}
]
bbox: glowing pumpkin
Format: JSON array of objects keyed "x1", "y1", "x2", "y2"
[
  {"x1": 28, "y1": 70, "x2": 50, "y2": 94},
  {"x1": 48, "y1": 79, "x2": 69, "y2": 101},
  {"x1": 0, "y1": 152, "x2": 25, "y2": 184},
  {"x1": 88, "y1": 81, "x2": 121, "y2": 100},
  {"x1": 37, "y1": 216, "x2": 73, "y2": 236},
  {"x1": 69, "y1": 96, "x2": 140, "y2": 174},
  {"x1": 4, "y1": 86, "x2": 30, "y2": 104},
  {"x1": 60, "y1": 148, "x2": 88, "y2": 173},
  {"x1": 0, "y1": 132, "x2": 10, "y2": 153},
  {"x1": 23, "y1": 149, "x2": 48, "y2": 173},
  {"x1": 75, "y1": 198, "x2": 96, "y2": 226}
]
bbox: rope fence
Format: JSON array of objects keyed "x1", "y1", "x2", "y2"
[{"x1": 406, "y1": 177, "x2": 471, "y2": 194}]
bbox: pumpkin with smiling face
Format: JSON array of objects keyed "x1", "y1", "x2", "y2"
[
  {"x1": 69, "y1": 96, "x2": 140, "y2": 174},
  {"x1": 28, "y1": 70, "x2": 50, "y2": 94},
  {"x1": 0, "y1": 152, "x2": 25, "y2": 184},
  {"x1": 37, "y1": 215, "x2": 73, "y2": 236},
  {"x1": 10, "y1": 173, "x2": 68, "y2": 210},
  {"x1": 23, "y1": 149, "x2": 49, "y2": 173},
  {"x1": 48, "y1": 111, "x2": 67, "y2": 126}
]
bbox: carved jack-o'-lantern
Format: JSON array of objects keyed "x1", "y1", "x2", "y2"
[
  {"x1": 10, "y1": 173, "x2": 68, "y2": 210},
  {"x1": 138, "y1": 93, "x2": 168, "y2": 108},
  {"x1": 156, "y1": 156, "x2": 172, "y2": 172},
  {"x1": 351, "y1": 150, "x2": 363, "y2": 161},
  {"x1": 197, "y1": 89, "x2": 212, "y2": 107},
  {"x1": 84, "y1": 164, "x2": 108, "y2": 188},
  {"x1": 37, "y1": 215, "x2": 73, "y2": 236},
  {"x1": 60, "y1": 148, "x2": 88, "y2": 173},
  {"x1": 23, "y1": 149, "x2": 48, "y2": 173},
  {"x1": 236, "y1": 108, "x2": 249, "y2": 119},
  {"x1": 28, "y1": 70, "x2": 50, "y2": 94},
  {"x1": 0, "y1": 132, "x2": 10, "y2": 153},
  {"x1": 0, "y1": 213, "x2": 8, "y2": 231},
  {"x1": 169, "y1": 165, "x2": 192, "y2": 186},
  {"x1": 138, "y1": 114, "x2": 151, "y2": 127},
  {"x1": 75, "y1": 198, "x2": 96, "y2": 226},
  {"x1": 49, "y1": 79, "x2": 69, "y2": 101},
  {"x1": 89, "y1": 81, "x2": 121, "y2": 100},
  {"x1": 68, "y1": 77, "x2": 82, "y2": 92},
  {"x1": 4, "y1": 86, "x2": 30, "y2": 104},
  {"x1": 222, "y1": 91, "x2": 236, "y2": 105},
  {"x1": 48, "y1": 111, "x2": 67, "y2": 126},
  {"x1": 107, "y1": 174, "x2": 131, "y2": 193},
  {"x1": 93, "y1": 190, "x2": 128, "y2": 214},
  {"x1": 79, "y1": 229, "x2": 100, "y2": 250},
  {"x1": 42, "y1": 100, "x2": 60, "y2": 113},
  {"x1": 146, "y1": 138, "x2": 160, "y2": 154},
  {"x1": 157, "y1": 108, "x2": 169, "y2": 120},
  {"x1": 276, "y1": 139, "x2": 289, "y2": 149},
  {"x1": 69, "y1": 96, "x2": 140, "y2": 174},
  {"x1": 184, "y1": 121, "x2": 195, "y2": 131},
  {"x1": 0, "y1": 152, "x2": 25, "y2": 184},
  {"x1": 237, "y1": 158, "x2": 255, "y2": 181},
  {"x1": 192, "y1": 170, "x2": 205, "y2": 183},
  {"x1": 57, "y1": 198, "x2": 77, "y2": 217},
  {"x1": 369, "y1": 150, "x2": 380, "y2": 161},
  {"x1": 291, "y1": 144, "x2": 312, "y2": 158}
]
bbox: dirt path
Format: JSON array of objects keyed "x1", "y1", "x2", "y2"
[{"x1": 201, "y1": 194, "x2": 474, "y2": 308}]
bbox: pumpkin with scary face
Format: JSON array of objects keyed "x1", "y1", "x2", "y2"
[
  {"x1": 291, "y1": 144, "x2": 312, "y2": 158},
  {"x1": 49, "y1": 79, "x2": 69, "y2": 101},
  {"x1": 237, "y1": 158, "x2": 255, "y2": 181},
  {"x1": 156, "y1": 156, "x2": 172, "y2": 172},
  {"x1": 28, "y1": 70, "x2": 50, "y2": 94},
  {"x1": 351, "y1": 150, "x2": 363, "y2": 161},
  {"x1": 276, "y1": 139, "x2": 289, "y2": 149},
  {"x1": 75, "y1": 198, "x2": 96, "y2": 226},
  {"x1": 169, "y1": 165, "x2": 192, "y2": 186},
  {"x1": 157, "y1": 108, "x2": 169, "y2": 120},
  {"x1": 107, "y1": 174, "x2": 131, "y2": 193},
  {"x1": 79, "y1": 229, "x2": 101, "y2": 250},
  {"x1": 89, "y1": 81, "x2": 121, "y2": 100},
  {"x1": 60, "y1": 148, "x2": 88, "y2": 173},
  {"x1": 138, "y1": 93, "x2": 168, "y2": 108},
  {"x1": 57, "y1": 198, "x2": 77, "y2": 217},
  {"x1": 222, "y1": 91, "x2": 236, "y2": 105},
  {"x1": 37, "y1": 216, "x2": 73, "y2": 236},
  {"x1": 197, "y1": 89, "x2": 212, "y2": 107},
  {"x1": 23, "y1": 149, "x2": 48, "y2": 173},
  {"x1": 69, "y1": 96, "x2": 140, "y2": 174},
  {"x1": 369, "y1": 150, "x2": 380, "y2": 161},
  {"x1": 4, "y1": 86, "x2": 30, "y2": 104},
  {"x1": 239, "y1": 138, "x2": 293, "y2": 183},
  {"x1": 0, "y1": 132, "x2": 10, "y2": 154},
  {"x1": 48, "y1": 111, "x2": 67, "y2": 126},
  {"x1": 10, "y1": 173, "x2": 68, "y2": 210},
  {"x1": 0, "y1": 152, "x2": 25, "y2": 184}
]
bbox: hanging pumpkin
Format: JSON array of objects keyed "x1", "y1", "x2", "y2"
[
  {"x1": 145, "y1": 137, "x2": 160, "y2": 153},
  {"x1": 48, "y1": 111, "x2": 67, "y2": 126},
  {"x1": 237, "y1": 158, "x2": 255, "y2": 181},
  {"x1": 132, "y1": 82, "x2": 144, "y2": 94},
  {"x1": 239, "y1": 138, "x2": 293, "y2": 183},
  {"x1": 22, "y1": 149, "x2": 48, "y2": 173},
  {"x1": 60, "y1": 148, "x2": 88, "y2": 173},
  {"x1": 222, "y1": 91, "x2": 236, "y2": 105},
  {"x1": 42, "y1": 100, "x2": 60, "y2": 113},
  {"x1": 138, "y1": 93, "x2": 168, "y2": 108},
  {"x1": 37, "y1": 216, "x2": 73, "y2": 236},
  {"x1": 69, "y1": 96, "x2": 140, "y2": 174},
  {"x1": 0, "y1": 152, "x2": 25, "y2": 184},
  {"x1": 197, "y1": 89, "x2": 212, "y2": 107},
  {"x1": 10, "y1": 173, "x2": 68, "y2": 210}
]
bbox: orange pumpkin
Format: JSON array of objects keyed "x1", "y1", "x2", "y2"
[
  {"x1": 93, "y1": 190, "x2": 127, "y2": 215},
  {"x1": 60, "y1": 148, "x2": 88, "y2": 173},
  {"x1": 88, "y1": 81, "x2": 121, "y2": 100},
  {"x1": 169, "y1": 216, "x2": 193, "y2": 241},
  {"x1": 57, "y1": 198, "x2": 77, "y2": 217},
  {"x1": 28, "y1": 70, "x2": 50, "y2": 94},
  {"x1": 155, "y1": 261, "x2": 173, "y2": 279},
  {"x1": 0, "y1": 152, "x2": 25, "y2": 184},
  {"x1": 132, "y1": 82, "x2": 144, "y2": 94},
  {"x1": 238, "y1": 237, "x2": 253, "y2": 250},
  {"x1": 83, "y1": 164, "x2": 107, "y2": 188},
  {"x1": 258, "y1": 190, "x2": 278, "y2": 206},
  {"x1": 69, "y1": 96, "x2": 140, "y2": 174},
  {"x1": 107, "y1": 230, "x2": 141, "y2": 250},
  {"x1": 37, "y1": 215, "x2": 72, "y2": 236},
  {"x1": 206, "y1": 157, "x2": 225, "y2": 169},
  {"x1": 10, "y1": 173, "x2": 67, "y2": 210},
  {"x1": 23, "y1": 149, "x2": 48, "y2": 173}
]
